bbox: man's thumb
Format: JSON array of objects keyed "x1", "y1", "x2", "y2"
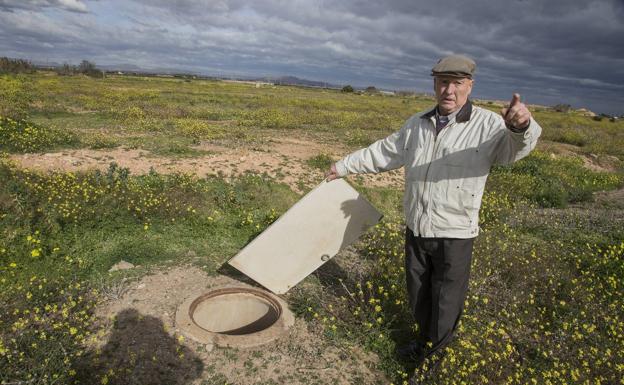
[{"x1": 510, "y1": 93, "x2": 521, "y2": 108}]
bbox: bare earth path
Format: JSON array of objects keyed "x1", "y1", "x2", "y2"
[{"x1": 10, "y1": 136, "x2": 404, "y2": 192}]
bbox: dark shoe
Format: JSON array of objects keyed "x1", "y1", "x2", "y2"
[
  {"x1": 409, "y1": 348, "x2": 447, "y2": 384},
  {"x1": 424, "y1": 349, "x2": 446, "y2": 374},
  {"x1": 396, "y1": 340, "x2": 425, "y2": 362}
]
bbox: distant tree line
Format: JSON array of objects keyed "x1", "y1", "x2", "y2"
[
  {"x1": 341, "y1": 85, "x2": 354, "y2": 93},
  {"x1": 0, "y1": 57, "x2": 35, "y2": 74},
  {"x1": 552, "y1": 104, "x2": 572, "y2": 113},
  {"x1": 56, "y1": 60, "x2": 104, "y2": 78}
]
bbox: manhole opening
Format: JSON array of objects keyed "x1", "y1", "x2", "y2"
[{"x1": 189, "y1": 288, "x2": 282, "y2": 336}]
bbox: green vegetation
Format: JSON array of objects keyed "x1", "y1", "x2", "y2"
[
  {"x1": 0, "y1": 160, "x2": 295, "y2": 384},
  {"x1": 293, "y1": 181, "x2": 623, "y2": 384},
  {"x1": 0, "y1": 75, "x2": 33, "y2": 120},
  {"x1": 5, "y1": 72, "x2": 432, "y2": 154},
  {"x1": 0, "y1": 116, "x2": 79, "y2": 152},
  {"x1": 57, "y1": 60, "x2": 105, "y2": 79},
  {"x1": 531, "y1": 109, "x2": 624, "y2": 159},
  {"x1": 489, "y1": 150, "x2": 622, "y2": 207},
  {"x1": 2, "y1": 72, "x2": 622, "y2": 160},
  {"x1": 341, "y1": 85, "x2": 354, "y2": 93},
  {"x1": 305, "y1": 153, "x2": 335, "y2": 170},
  {"x1": 0, "y1": 57, "x2": 35, "y2": 75},
  {"x1": 0, "y1": 71, "x2": 622, "y2": 384}
]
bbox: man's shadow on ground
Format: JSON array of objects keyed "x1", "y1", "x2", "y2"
[{"x1": 76, "y1": 308, "x2": 203, "y2": 385}]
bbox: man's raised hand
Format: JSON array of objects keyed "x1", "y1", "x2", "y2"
[{"x1": 501, "y1": 93, "x2": 531, "y2": 130}]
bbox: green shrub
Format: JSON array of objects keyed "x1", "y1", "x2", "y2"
[
  {"x1": 174, "y1": 118, "x2": 226, "y2": 141},
  {"x1": 0, "y1": 57, "x2": 35, "y2": 74},
  {"x1": 0, "y1": 75, "x2": 32, "y2": 120},
  {"x1": 305, "y1": 153, "x2": 334, "y2": 170},
  {"x1": 83, "y1": 132, "x2": 119, "y2": 149},
  {"x1": 0, "y1": 116, "x2": 78, "y2": 152}
]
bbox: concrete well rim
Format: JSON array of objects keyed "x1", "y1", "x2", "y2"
[{"x1": 175, "y1": 284, "x2": 294, "y2": 348}]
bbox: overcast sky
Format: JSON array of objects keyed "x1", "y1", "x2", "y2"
[{"x1": 1, "y1": 0, "x2": 623, "y2": 114}]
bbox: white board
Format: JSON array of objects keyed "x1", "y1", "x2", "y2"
[{"x1": 228, "y1": 179, "x2": 383, "y2": 294}]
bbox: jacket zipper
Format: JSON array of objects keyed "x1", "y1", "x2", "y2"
[
  {"x1": 418, "y1": 121, "x2": 451, "y2": 236},
  {"x1": 417, "y1": 121, "x2": 437, "y2": 235}
]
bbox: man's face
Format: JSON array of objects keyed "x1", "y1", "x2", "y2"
[{"x1": 434, "y1": 76, "x2": 473, "y2": 115}]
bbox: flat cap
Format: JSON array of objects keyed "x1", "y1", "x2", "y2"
[{"x1": 431, "y1": 54, "x2": 476, "y2": 78}]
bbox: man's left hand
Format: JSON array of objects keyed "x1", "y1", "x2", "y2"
[{"x1": 501, "y1": 93, "x2": 531, "y2": 130}]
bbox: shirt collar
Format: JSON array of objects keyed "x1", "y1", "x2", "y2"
[
  {"x1": 436, "y1": 107, "x2": 459, "y2": 122},
  {"x1": 422, "y1": 100, "x2": 473, "y2": 123}
]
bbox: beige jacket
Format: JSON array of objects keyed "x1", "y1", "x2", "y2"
[{"x1": 335, "y1": 101, "x2": 542, "y2": 238}]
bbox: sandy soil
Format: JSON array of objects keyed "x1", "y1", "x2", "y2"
[
  {"x1": 81, "y1": 266, "x2": 385, "y2": 385},
  {"x1": 9, "y1": 136, "x2": 404, "y2": 192}
]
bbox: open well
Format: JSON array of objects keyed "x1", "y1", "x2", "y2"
[{"x1": 176, "y1": 286, "x2": 294, "y2": 348}]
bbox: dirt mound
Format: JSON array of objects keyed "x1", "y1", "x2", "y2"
[{"x1": 86, "y1": 266, "x2": 385, "y2": 385}]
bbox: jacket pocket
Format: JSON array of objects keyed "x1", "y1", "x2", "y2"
[
  {"x1": 440, "y1": 146, "x2": 489, "y2": 191},
  {"x1": 431, "y1": 186, "x2": 471, "y2": 229}
]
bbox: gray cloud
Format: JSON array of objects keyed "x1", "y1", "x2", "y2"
[
  {"x1": 0, "y1": 0, "x2": 88, "y2": 13},
  {"x1": 1, "y1": 0, "x2": 623, "y2": 114}
]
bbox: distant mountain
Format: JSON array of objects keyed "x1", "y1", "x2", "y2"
[
  {"x1": 30, "y1": 59, "x2": 61, "y2": 68},
  {"x1": 99, "y1": 63, "x2": 143, "y2": 72},
  {"x1": 27, "y1": 58, "x2": 338, "y2": 88},
  {"x1": 30, "y1": 60, "x2": 145, "y2": 72}
]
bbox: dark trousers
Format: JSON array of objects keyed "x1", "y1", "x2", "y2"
[{"x1": 404, "y1": 227, "x2": 474, "y2": 354}]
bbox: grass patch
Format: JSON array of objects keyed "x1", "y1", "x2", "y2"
[
  {"x1": 18, "y1": 72, "x2": 433, "y2": 151},
  {"x1": 305, "y1": 153, "x2": 334, "y2": 170},
  {"x1": 489, "y1": 150, "x2": 623, "y2": 207},
  {"x1": 126, "y1": 135, "x2": 208, "y2": 158},
  {"x1": 82, "y1": 131, "x2": 120, "y2": 149},
  {"x1": 532, "y1": 109, "x2": 624, "y2": 159}
]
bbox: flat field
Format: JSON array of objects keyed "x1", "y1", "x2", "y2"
[{"x1": 1, "y1": 72, "x2": 623, "y2": 385}]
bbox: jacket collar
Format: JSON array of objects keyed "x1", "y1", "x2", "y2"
[{"x1": 422, "y1": 100, "x2": 473, "y2": 123}]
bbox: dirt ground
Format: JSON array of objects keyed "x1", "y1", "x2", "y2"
[
  {"x1": 9, "y1": 136, "x2": 404, "y2": 193},
  {"x1": 84, "y1": 266, "x2": 384, "y2": 385},
  {"x1": 9, "y1": 137, "x2": 612, "y2": 194}
]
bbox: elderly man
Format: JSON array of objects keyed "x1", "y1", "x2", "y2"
[{"x1": 326, "y1": 54, "x2": 541, "y2": 369}]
